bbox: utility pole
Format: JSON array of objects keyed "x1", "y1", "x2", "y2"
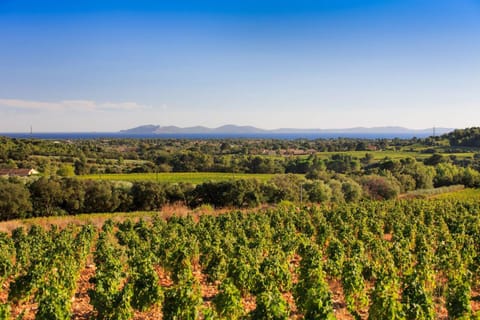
[{"x1": 300, "y1": 183, "x2": 303, "y2": 204}]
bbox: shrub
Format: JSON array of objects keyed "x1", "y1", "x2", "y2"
[{"x1": 361, "y1": 175, "x2": 400, "y2": 200}]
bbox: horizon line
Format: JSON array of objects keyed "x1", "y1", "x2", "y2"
[{"x1": 0, "y1": 124, "x2": 458, "y2": 134}]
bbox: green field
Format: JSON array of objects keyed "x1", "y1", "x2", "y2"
[
  {"x1": 79, "y1": 172, "x2": 291, "y2": 184},
  {"x1": 312, "y1": 150, "x2": 475, "y2": 160},
  {"x1": 432, "y1": 188, "x2": 480, "y2": 200}
]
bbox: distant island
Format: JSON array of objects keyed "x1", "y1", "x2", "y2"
[
  {"x1": 0, "y1": 125, "x2": 455, "y2": 140},
  {"x1": 121, "y1": 124, "x2": 453, "y2": 136}
]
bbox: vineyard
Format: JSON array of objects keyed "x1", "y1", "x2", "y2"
[{"x1": 1, "y1": 198, "x2": 480, "y2": 319}]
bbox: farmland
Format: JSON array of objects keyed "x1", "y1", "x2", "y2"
[
  {"x1": 311, "y1": 149, "x2": 476, "y2": 161},
  {"x1": 432, "y1": 187, "x2": 480, "y2": 201},
  {"x1": 78, "y1": 172, "x2": 289, "y2": 184},
  {"x1": 1, "y1": 198, "x2": 480, "y2": 319}
]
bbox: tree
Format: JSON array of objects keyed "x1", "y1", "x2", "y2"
[
  {"x1": 74, "y1": 155, "x2": 88, "y2": 175},
  {"x1": 83, "y1": 181, "x2": 120, "y2": 213},
  {"x1": 462, "y1": 167, "x2": 480, "y2": 187},
  {"x1": 361, "y1": 153, "x2": 375, "y2": 165},
  {"x1": 361, "y1": 175, "x2": 400, "y2": 200},
  {"x1": 341, "y1": 179, "x2": 363, "y2": 202},
  {"x1": 60, "y1": 178, "x2": 86, "y2": 214},
  {"x1": 306, "y1": 181, "x2": 332, "y2": 203},
  {"x1": 328, "y1": 180, "x2": 345, "y2": 203},
  {"x1": 29, "y1": 177, "x2": 63, "y2": 217},
  {"x1": 434, "y1": 163, "x2": 463, "y2": 187},
  {"x1": 56, "y1": 164, "x2": 75, "y2": 177},
  {"x1": 130, "y1": 182, "x2": 166, "y2": 211},
  {"x1": 408, "y1": 163, "x2": 435, "y2": 189},
  {"x1": 0, "y1": 179, "x2": 32, "y2": 220},
  {"x1": 326, "y1": 154, "x2": 360, "y2": 174},
  {"x1": 226, "y1": 180, "x2": 262, "y2": 208},
  {"x1": 424, "y1": 153, "x2": 446, "y2": 166},
  {"x1": 269, "y1": 174, "x2": 305, "y2": 203}
]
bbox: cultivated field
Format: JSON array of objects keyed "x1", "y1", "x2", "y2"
[
  {"x1": 78, "y1": 172, "x2": 293, "y2": 184},
  {"x1": 1, "y1": 198, "x2": 480, "y2": 319}
]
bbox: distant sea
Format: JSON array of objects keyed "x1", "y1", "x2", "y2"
[{"x1": 0, "y1": 132, "x2": 433, "y2": 140}]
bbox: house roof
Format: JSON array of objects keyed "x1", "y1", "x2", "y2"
[{"x1": 0, "y1": 168, "x2": 37, "y2": 176}]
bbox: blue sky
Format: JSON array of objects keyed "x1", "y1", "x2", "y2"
[{"x1": 0, "y1": 0, "x2": 479, "y2": 132}]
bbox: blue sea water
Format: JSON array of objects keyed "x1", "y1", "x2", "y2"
[{"x1": 0, "y1": 132, "x2": 432, "y2": 140}]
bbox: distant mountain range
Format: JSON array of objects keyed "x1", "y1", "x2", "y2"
[
  {"x1": 121, "y1": 124, "x2": 265, "y2": 134},
  {"x1": 120, "y1": 125, "x2": 453, "y2": 136}
]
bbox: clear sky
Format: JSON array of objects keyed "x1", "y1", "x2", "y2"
[{"x1": 0, "y1": 0, "x2": 479, "y2": 132}]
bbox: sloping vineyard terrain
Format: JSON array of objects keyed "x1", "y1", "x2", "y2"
[{"x1": 1, "y1": 199, "x2": 480, "y2": 319}]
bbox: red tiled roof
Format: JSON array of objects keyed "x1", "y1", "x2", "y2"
[{"x1": 0, "y1": 168, "x2": 35, "y2": 176}]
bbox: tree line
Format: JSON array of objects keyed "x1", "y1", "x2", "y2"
[
  {"x1": 0, "y1": 175, "x2": 360, "y2": 220},
  {"x1": 2, "y1": 155, "x2": 480, "y2": 221}
]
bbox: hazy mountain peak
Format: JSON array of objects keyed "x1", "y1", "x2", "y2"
[{"x1": 120, "y1": 124, "x2": 453, "y2": 136}]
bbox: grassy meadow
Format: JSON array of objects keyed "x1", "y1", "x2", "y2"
[
  {"x1": 312, "y1": 149, "x2": 476, "y2": 161},
  {"x1": 78, "y1": 172, "x2": 292, "y2": 184}
]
